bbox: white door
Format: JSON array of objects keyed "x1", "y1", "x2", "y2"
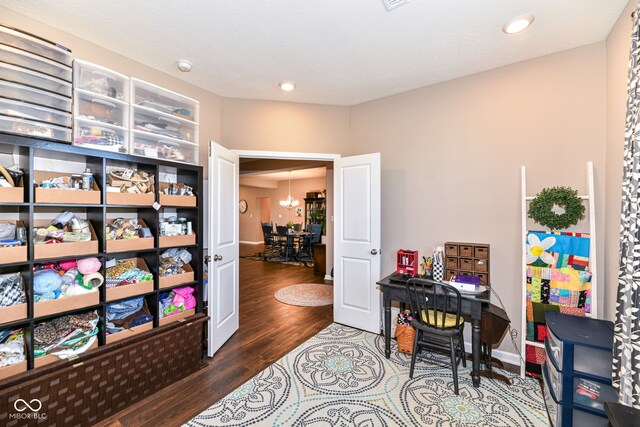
[
  {"x1": 333, "y1": 153, "x2": 381, "y2": 333},
  {"x1": 207, "y1": 141, "x2": 239, "y2": 356}
]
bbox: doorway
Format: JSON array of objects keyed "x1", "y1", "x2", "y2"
[{"x1": 208, "y1": 144, "x2": 381, "y2": 357}]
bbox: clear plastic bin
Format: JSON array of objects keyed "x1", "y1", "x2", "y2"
[
  {"x1": 0, "y1": 114, "x2": 71, "y2": 142},
  {"x1": 73, "y1": 59, "x2": 129, "y2": 102},
  {"x1": 0, "y1": 24, "x2": 72, "y2": 66},
  {"x1": 0, "y1": 62, "x2": 72, "y2": 97},
  {"x1": 0, "y1": 44, "x2": 72, "y2": 82},
  {"x1": 74, "y1": 119, "x2": 128, "y2": 153},
  {"x1": 542, "y1": 377, "x2": 608, "y2": 427},
  {"x1": 543, "y1": 362, "x2": 617, "y2": 414},
  {"x1": 75, "y1": 90, "x2": 128, "y2": 128},
  {"x1": 132, "y1": 105, "x2": 196, "y2": 143},
  {"x1": 131, "y1": 130, "x2": 198, "y2": 164},
  {"x1": 131, "y1": 78, "x2": 198, "y2": 122},
  {"x1": 0, "y1": 79, "x2": 71, "y2": 112},
  {"x1": 546, "y1": 328, "x2": 612, "y2": 380},
  {"x1": 0, "y1": 98, "x2": 71, "y2": 127}
]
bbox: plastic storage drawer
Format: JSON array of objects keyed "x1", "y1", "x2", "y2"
[
  {"x1": 131, "y1": 130, "x2": 197, "y2": 164},
  {"x1": 0, "y1": 98, "x2": 71, "y2": 127},
  {"x1": 73, "y1": 60, "x2": 129, "y2": 102},
  {"x1": 75, "y1": 90, "x2": 128, "y2": 127},
  {"x1": 0, "y1": 114, "x2": 71, "y2": 142},
  {"x1": 0, "y1": 24, "x2": 72, "y2": 66},
  {"x1": 131, "y1": 78, "x2": 198, "y2": 122},
  {"x1": 542, "y1": 363, "x2": 608, "y2": 427},
  {"x1": 546, "y1": 321, "x2": 613, "y2": 379},
  {"x1": 0, "y1": 62, "x2": 72, "y2": 97},
  {"x1": 132, "y1": 105, "x2": 196, "y2": 143},
  {"x1": 543, "y1": 361, "x2": 617, "y2": 414},
  {"x1": 74, "y1": 119, "x2": 128, "y2": 153},
  {"x1": 0, "y1": 80, "x2": 71, "y2": 112},
  {"x1": 0, "y1": 44, "x2": 71, "y2": 82}
]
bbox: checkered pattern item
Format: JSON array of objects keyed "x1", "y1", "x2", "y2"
[{"x1": 432, "y1": 261, "x2": 444, "y2": 281}]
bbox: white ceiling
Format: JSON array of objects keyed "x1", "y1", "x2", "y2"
[
  {"x1": 245, "y1": 168, "x2": 327, "y2": 182},
  {"x1": 0, "y1": 0, "x2": 627, "y2": 106}
]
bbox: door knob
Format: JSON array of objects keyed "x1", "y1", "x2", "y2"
[
  {"x1": 204, "y1": 255, "x2": 211, "y2": 264},
  {"x1": 214, "y1": 254, "x2": 223, "y2": 261},
  {"x1": 370, "y1": 249, "x2": 378, "y2": 255}
]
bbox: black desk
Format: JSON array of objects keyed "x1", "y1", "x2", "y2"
[{"x1": 377, "y1": 273, "x2": 491, "y2": 387}]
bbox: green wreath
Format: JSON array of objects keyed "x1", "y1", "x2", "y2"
[{"x1": 528, "y1": 186, "x2": 585, "y2": 230}]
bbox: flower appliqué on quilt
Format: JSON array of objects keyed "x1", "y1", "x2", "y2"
[{"x1": 526, "y1": 234, "x2": 556, "y2": 265}]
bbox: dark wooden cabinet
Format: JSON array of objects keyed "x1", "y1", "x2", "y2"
[
  {"x1": 314, "y1": 243, "x2": 326, "y2": 276},
  {"x1": 304, "y1": 197, "x2": 326, "y2": 232}
]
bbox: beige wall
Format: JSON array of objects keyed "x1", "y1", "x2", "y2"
[
  {"x1": 349, "y1": 43, "x2": 607, "y2": 354},
  {"x1": 220, "y1": 98, "x2": 350, "y2": 153},
  {"x1": 605, "y1": 1, "x2": 635, "y2": 321},
  {"x1": 239, "y1": 176, "x2": 327, "y2": 242},
  {"x1": 0, "y1": 7, "x2": 222, "y2": 170}
]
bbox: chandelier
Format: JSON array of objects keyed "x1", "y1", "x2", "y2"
[{"x1": 280, "y1": 171, "x2": 299, "y2": 209}]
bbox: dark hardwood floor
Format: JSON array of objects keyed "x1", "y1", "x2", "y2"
[{"x1": 98, "y1": 244, "x2": 333, "y2": 427}]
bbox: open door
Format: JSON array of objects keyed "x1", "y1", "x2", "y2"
[
  {"x1": 207, "y1": 141, "x2": 239, "y2": 357},
  {"x1": 333, "y1": 153, "x2": 381, "y2": 333}
]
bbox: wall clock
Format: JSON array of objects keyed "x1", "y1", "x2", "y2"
[{"x1": 239, "y1": 199, "x2": 248, "y2": 213}]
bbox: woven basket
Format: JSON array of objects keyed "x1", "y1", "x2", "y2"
[{"x1": 395, "y1": 324, "x2": 416, "y2": 354}]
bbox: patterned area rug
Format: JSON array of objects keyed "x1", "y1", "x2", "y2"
[
  {"x1": 187, "y1": 324, "x2": 549, "y2": 427},
  {"x1": 240, "y1": 252, "x2": 313, "y2": 268},
  {"x1": 274, "y1": 283, "x2": 333, "y2": 306}
]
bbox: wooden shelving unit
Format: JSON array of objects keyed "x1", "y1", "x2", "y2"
[
  {"x1": 444, "y1": 242, "x2": 490, "y2": 285},
  {"x1": 0, "y1": 133, "x2": 204, "y2": 375}
]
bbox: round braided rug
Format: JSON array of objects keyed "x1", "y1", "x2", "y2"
[{"x1": 274, "y1": 284, "x2": 333, "y2": 307}]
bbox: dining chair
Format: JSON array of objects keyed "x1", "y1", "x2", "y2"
[
  {"x1": 275, "y1": 225, "x2": 290, "y2": 258},
  {"x1": 405, "y1": 277, "x2": 466, "y2": 395},
  {"x1": 261, "y1": 223, "x2": 275, "y2": 259}
]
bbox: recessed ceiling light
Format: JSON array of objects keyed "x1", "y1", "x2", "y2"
[
  {"x1": 279, "y1": 81, "x2": 296, "y2": 92},
  {"x1": 503, "y1": 15, "x2": 535, "y2": 34},
  {"x1": 177, "y1": 59, "x2": 192, "y2": 72}
]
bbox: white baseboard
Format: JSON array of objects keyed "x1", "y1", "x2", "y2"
[
  {"x1": 324, "y1": 274, "x2": 333, "y2": 281},
  {"x1": 239, "y1": 240, "x2": 263, "y2": 245},
  {"x1": 463, "y1": 341, "x2": 520, "y2": 367}
]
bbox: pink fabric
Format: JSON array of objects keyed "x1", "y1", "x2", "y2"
[
  {"x1": 59, "y1": 260, "x2": 77, "y2": 271},
  {"x1": 173, "y1": 286, "x2": 196, "y2": 310}
]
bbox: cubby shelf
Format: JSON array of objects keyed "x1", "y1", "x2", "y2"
[{"x1": 0, "y1": 132, "x2": 204, "y2": 376}]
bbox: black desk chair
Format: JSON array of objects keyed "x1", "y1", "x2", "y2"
[{"x1": 406, "y1": 277, "x2": 466, "y2": 395}]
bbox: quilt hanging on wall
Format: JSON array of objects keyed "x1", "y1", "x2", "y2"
[{"x1": 524, "y1": 231, "x2": 592, "y2": 377}]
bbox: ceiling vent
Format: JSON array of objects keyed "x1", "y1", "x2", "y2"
[{"x1": 382, "y1": 0, "x2": 409, "y2": 11}]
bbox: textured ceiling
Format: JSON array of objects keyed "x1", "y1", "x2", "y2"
[{"x1": 0, "y1": 0, "x2": 627, "y2": 105}]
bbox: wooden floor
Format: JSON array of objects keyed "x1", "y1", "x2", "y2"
[{"x1": 99, "y1": 244, "x2": 333, "y2": 427}]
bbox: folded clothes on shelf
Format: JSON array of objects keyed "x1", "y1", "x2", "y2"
[
  {"x1": 33, "y1": 311, "x2": 99, "y2": 359},
  {"x1": 106, "y1": 296, "x2": 152, "y2": 334},
  {"x1": 105, "y1": 259, "x2": 153, "y2": 289},
  {"x1": 0, "y1": 328, "x2": 25, "y2": 368},
  {"x1": 159, "y1": 248, "x2": 192, "y2": 277},
  {"x1": 159, "y1": 286, "x2": 196, "y2": 318},
  {"x1": 0, "y1": 273, "x2": 25, "y2": 307},
  {"x1": 76, "y1": 126, "x2": 124, "y2": 146},
  {"x1": 33, "y1": 257, "x2": 102, "y2": 302}
]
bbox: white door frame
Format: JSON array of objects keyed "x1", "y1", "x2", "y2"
[
  {"x1": 233, "y1": 150, "x2": 340, "y2": 162},
  {"x1": 234, "y1": 149, "x2": 340, "y2": 280}
]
